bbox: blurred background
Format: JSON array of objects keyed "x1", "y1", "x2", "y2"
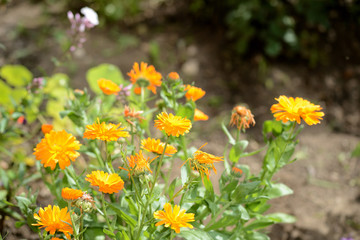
[{"x1": 0, "y1": 0, "x2": 360, "y2": 239}]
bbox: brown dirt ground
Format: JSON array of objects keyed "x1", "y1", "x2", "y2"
[{"x1": 1, "y1": 1, "x2": 360, "y2": 240}]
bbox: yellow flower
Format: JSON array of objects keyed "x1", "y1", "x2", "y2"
[
  {"x1": 85, "y1": 170, "x2": 124, "y2": 194},
  {"x1": 32, "y1": 205, "x2": 73, "y2": 239},
  {"x1": 154, "y1": 112, "x2": 192, "y2": 137},
  {"x1": 185, "y1": 85, "x2": 205, "y2": 102},
  {"x1": 41, "y1": 124, "x2": 53, "y2": 135},
  {"x1": 127, "y1": 62, "x2": 162, "y2": 94},
  {"x1": 97, "y1": 78, "x2": 120, "y2": 95},
  {"x1": 168, "y1": 72, "x2": 180, "y2": 80},
  {"x1": 119, "y1": 150, "x2": 154, "y2": 176},
  {"x1": 194, "y1": 108, "x2": 209, "y2": 121},
  {"x1": 83, "y1": 118, "x2": 129, "y2": 141},
  {"x1": 33, "y1": 130, "x2": 81, "y2": 170},
  {"x1": 229, "y1": 106, "x2": 255, "y2": 130},
  {"x1": 141, "y1": 138, "x2": 177, "y2": 156},
  {"x1": 270, "y1": 95, "x2": 324, "y2": 125},
  {"x1": 186, "y1": 144, "x2": 223, "y2": 182},
  {"x1": 50, "y1": 238, "x2": 64, "y2": 240},
  {"x1": 61, "y1": 187, "x2": 83, "y2": 201},
  {"x1": 154, "y1": 203, "x2": 195, "y2": 233}
]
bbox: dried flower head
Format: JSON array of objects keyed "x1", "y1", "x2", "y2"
[
  {"x1": 154, "y1": 112, "x2": 192, "y2": 137},
  {"x1": 61, "y1": 187, "x2": 83, "y2": 201},
  {"x1": 85, "y1": 170, "x2": 124, "y2": 194},
  {"x1": 141, "y1": 138, "x2": 177, "y2": 156},
  {"x1": 154, "y1": 203, "x2": 195, "y2": 233},
  {"x1": 127, "y1": 62, "x2": 162, "y2": 94},
  {"x1": 97, "y1": 78, "x2": 120, "y2": 95},
  {"x1": 41, "y1": 124, "x2": 53, "y2": 135},
  {"x1": 119, "y1": 150, "x2": 155, "y2": 176},
  {"x1": 229, "y1": 106, "x2": 255, "y2": 130},
  {"x1": 270, "y1": 95, "x2": 324, "y2": 125},
  {"x1": 185, "y1": 85, "x2": 206, "y2": 102},
  {"x1": 83, "y1": 118, "x2": 129, "y2": 141},
  {"x1": 194, "y1": 108, "x2": 209, "y2": 121},
  {"x1": 185, "y1": 144, "x2": 223, "y2": 182},
  {"x1": 32, "y1": 205, "x2": 73, "y2": 239},
  {"x1": 33, "y1": 130, "x2": 81, "y2": 170}
]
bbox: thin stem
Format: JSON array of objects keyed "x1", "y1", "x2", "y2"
[
  {"x1": 135, "y1": 136, "x2": 169, "y2": 239},
  {"x1": 169, "y1": 230, "x2": 174, "y2": 240},
  {"x1": 164, "y1": 157, "x2": 175, "y2": 191},
  {"x1": 105, "y1": 141, "x2": 115, "y2": 173},
  {"x1": 68, "y1": 202, "x2": 79, "y2": 240},
  {"x1": 101, "y1": 193, "x2": 115, "y2": 239}
]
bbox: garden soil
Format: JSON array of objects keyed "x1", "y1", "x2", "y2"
[{"x1": 1, "y1": 1, "x2": 360, "y2": 239}]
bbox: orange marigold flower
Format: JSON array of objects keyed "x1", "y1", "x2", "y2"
[
  {"x1": 124, "y1": 106, "x2": 144, "y2": 120},
  {"x1": 127, "y1": 62, "x2": 162, "y2": 94},
  {"x1": 119, "y1": 150, "x2": 155, "y2": 176},
  {"x1": 184, "y1": 85, "x2": 205, "y2": 102},
  {"x1": 229, "y1": 106, "x2": 255, "y2": 130},
  {"x1": 61, "y1": 187, "x2": 83, "y2": 201},
  {"x1": 141, "y1": 138, "x2": 177, "y2": 156},
  {"x1": 168, "y1": 72, "x2": 180, "y2": 80},
  {"x1": 154, "y1": 203, "x2": 194, "y2": 233},
  {"x1": 232, "y1": 167, "x2": 243, "y2": 174},
  {"x1": 97, "y1": 78, "x2": 120, "y2": 95},
  {"x1": 83, "y1": 118, "x2": 129, "y2": 141},
  {"x1": 41, "y1": 124, "x2": 53, "y2": 135},
  {"x1": 154, "y1": 112, "x2": 192, "y2": 137},
  {"x1": 185, "y1": 144, "x2": 223, "y2": 183},
  {"x1": 33, "y1": 130, "x2": 81, "y2": 170},
  {"x1": 50, "y1": 238, "x2": 64, "y2": 240},
  {"x1": 194, "y1": 108, "x2": 209, "y2": 121},
  {"x1": 85, "y1": 170, "x2": 124, "y2": 194},
  {"x1": 32, "y1": 205, "x2": 73, "y2": 239},
  {"x1": 270, "y1": 95, "x2": 324, "y2": 125}
]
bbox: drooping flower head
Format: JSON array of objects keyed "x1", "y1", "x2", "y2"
[
  {"x1": 141, "y1": 138, "x2": 177, "y2": 156},
  {"x1": 127, "y1": 62, "x2": 162, "y2": 94},
  {"x1": 194, "y1": 108, "x2": 209, "y2": 121},
  {"x1": 153, "y1": 203, "x2": 195, "y2": 233},
  {"x1": 185, "y1": 144, "x2": 223, "y2": 182},
  {"x1": 33, "y1": 130, "x2": 81, "y2": 170},
  {"x1": 119, "y1": 150, "x2": 155, "y2": 177},
  {"x1": 124, "y1": 105, "x2": 144, "y2": 126},
  {"x1": 85, "y1": 170, "x2": 124, "y2": 194},
  {"x1": 61, "y1": 187, "x2": 83, "y2": 201},
  {"x1": 32, "y1": 205, "x2": 73, "y2": 239},
  {"x1": 232, "y1": 167, "x2": 243, "y2": 175},
  {"x1": 184, "y1": 85, "x2": 205, "y2": 102},
  {"x1": 97, "y1": 78, "x2": 120, "y2": 95},
  {"x1": 270, "y1": 95, "x2": 324, "y2": 125},
  {"x1": 83, "y1": 118, "x2": 129, "y2": 141},
  {"x1": 229, "y1": 106, "x2": 255, "y2": 130},
  {"x1": 154, "y1": 112, "x2": 192, "y2": 137},
  {"x1": 41, "y1": 124, "x2": 53, "y2": 135}
]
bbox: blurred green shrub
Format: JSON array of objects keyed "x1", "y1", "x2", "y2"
[{"x1": 188, "y1": 0, "x2": 360, "y2": 66}]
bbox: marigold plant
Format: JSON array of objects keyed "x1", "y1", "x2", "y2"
[
  {"x1": 141, "y1": 138, "x2": 177, "y2": 156},
  {"x1": 154, "y1": 112, "x2": 192, "y2": 137},
  {"x1": 127, "y1": 61, "x2": 162, "y2": 94},
  {"x1": 184, "y1": 85, "x2": 206, "y2": 102},
  {"x1": 83, "y1": 118, "x2": 129, "y2": 141},
  {"x1": 97, "y1": 78, "x2": 120, "y2": 95},
  {"x1": 85, "y1": 170, "x2": 124, "y2": 194}
]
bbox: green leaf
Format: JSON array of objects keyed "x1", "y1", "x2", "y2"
[
  {"x1": 84, "y1": 227, "x2": 106, "y2": 240},
  {"x1": 268, "y1": 183, "x2": 293, "y2": 199},
  {"x1": 178, "y1": 228, "x2": 213, "y2": 240},
  {"x1": 231, "y1": 181, "x2": 261, "y2": 201},
  {"x1": 181, "y1": 164, "x2": 188, "y2": 186},
  {"x1": 0, "y1": 65, "x2": 32, "y2": 87},
  {"x1": 44, "y1": 73, "x2": 69, "y2": 93},
  {"x1": 15, "y1": 196, "x2": 31, "y2": 214},
  {"x1": 265, "y1": 213, "x2": 296, "y2": 223},
  {"x1": 86, "y1": 64, "x2": 124, "y2": 94},
  {"x1": 121, "y1": 230, "x2": 130, "y2": 240},
  {"x1": 221, "y1": 122, "x2": 235, "y2": 145},
  {"x1": 176, "y1": 103, "x2": 195, "y2": 120},
  {"x1": 108, "y1": 203, "x2": 137, "y2": 228},
  {"x1": 103, "y1": 228, "x2": 115, "y2": 237},
  {"x1": 246, "y1": 231, "x2": 270, "y2": 240},
  {"x1": 205, "y1": 215, "x2": 239, "y2": 231},
  {"x1": 168, "y1": 178, "x2": 179, "y2": 200},
  {"x1": 0, "y1": 81, "x2": 12, "y2": 108}
]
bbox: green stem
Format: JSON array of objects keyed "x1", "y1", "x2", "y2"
[
  {"x1": 101, "y1": 193, "x2": 116, "y2": 239},
  {"x1": 68, "y1": 202, "x2": 79, "y2": 240},
  {"x1": 164, "y1": 157, "x2": 175, "y2": 191},
  {"x1": 169, "y1": 230, "x2": 174, "y2": 240},
  {"x1": 105, "y1": 141, "x2": 115, "y2": 173},
  {"x1": 135, "y1": 136, "x2": 170, "y2": 239}
]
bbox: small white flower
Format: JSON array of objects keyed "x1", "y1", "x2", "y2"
[{"x1": 80, "y1": 7, "x2": 99, "y2": 26}]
